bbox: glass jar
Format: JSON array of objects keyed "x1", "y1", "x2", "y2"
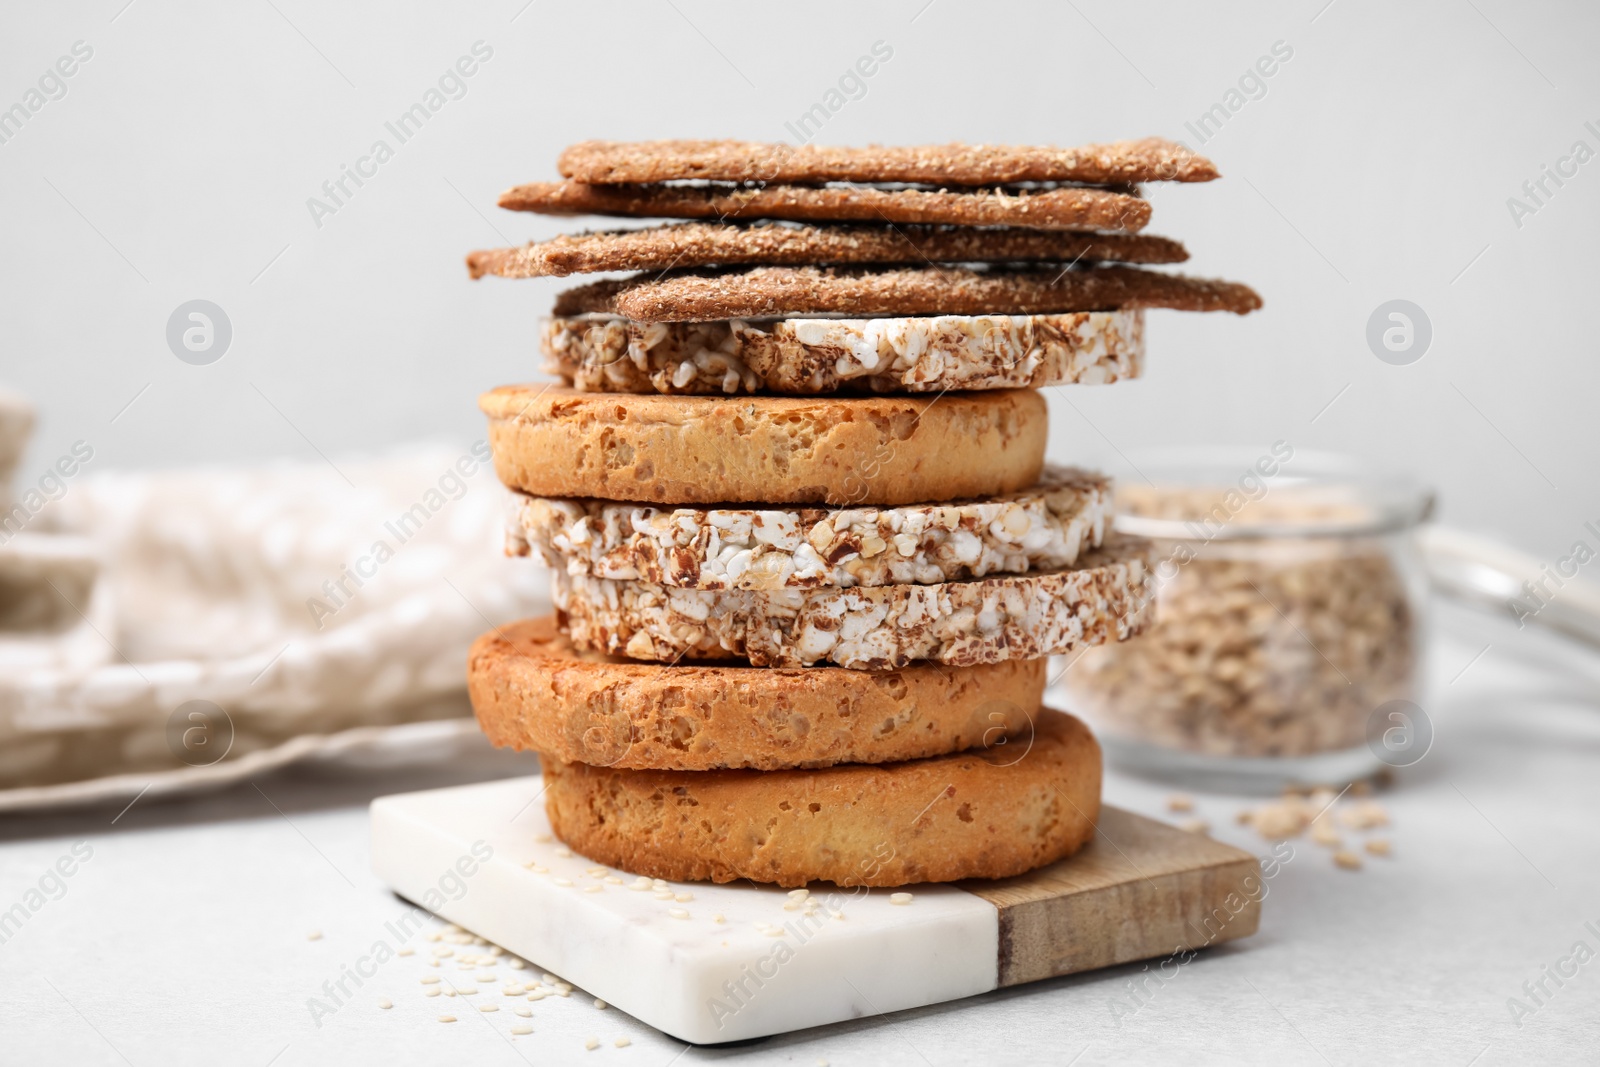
[{"x1": 1057, "y1": 446, "x2": 1433, "y2": 792}]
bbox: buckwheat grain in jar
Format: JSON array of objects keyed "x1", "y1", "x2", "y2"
[{"x1": 1057, "y1": 447, "x2": 1432, "y2": 791}]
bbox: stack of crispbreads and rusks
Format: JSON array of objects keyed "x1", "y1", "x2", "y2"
[{"x1": 466, "y1": 138, "x2": 1259, "y2": 888}]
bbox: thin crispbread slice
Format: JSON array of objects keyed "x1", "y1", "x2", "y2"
[
  {"x1": 557, "y1": 137, "x2": 1218, "y2": 186},
  {"x1": 497, "y1": 181, "x2": 1150, "y2": 233},
  {"x1": 467, "y1": 222, "x2": 1187, "y2": 278},
  {"x1": 552, "y1": 264, "x2": 1263, "y2": 322}
]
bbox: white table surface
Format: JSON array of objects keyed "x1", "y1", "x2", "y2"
[{"x1": 3, "y1": 597, "x2": 1598, "y2": 1066}]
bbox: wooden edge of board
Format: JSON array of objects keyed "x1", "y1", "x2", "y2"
[{"x1": 960, "y1": 806, "x2": 1264, "y2": 987}]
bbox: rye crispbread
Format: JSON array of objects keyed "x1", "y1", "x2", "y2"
[
  {"x1": 468, "y1": 616, "x2": 1043, "y2": 772},
  {"x1": 467, "y1": 222, "x2": 1187, "y2": 278},
  {"x1": 498, "y1": 181, "x2": 1150, "y2": 232},
  {"x1": 540, "y1": 706, "x2": 1102, "y2": 887},
  {"x1": 557, "y1": 137, "x2": 1217, "y2": 186},
  {"x1": 479, "y1": 384, "x2": 1048, "y2": 506},
  {"x1": 553, "y1": 264, "x2": 1263, "y2": 322}
]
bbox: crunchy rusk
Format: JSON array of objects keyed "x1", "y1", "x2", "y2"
[
  {"x1": 468, "y1": 222, "x2": 1188, "y2": 278},
  {"x1": 557, "y1": 137, "x2": 1218, "y2": 186},
  {"x1": 498, "y1": 181, "x2": 1151, "y2": 233},
  {"x1": 468, "y1": 616, "x2": 1043, "y2": 771},
  {"x1": 510, "y1": 465, "x2": 1110, "y2": 590},
  {"x1": 543, "y1": 310, "x2": 1143, "y2": 394},
  {"x1": 541, "y1": 707, "x2": 1102, "y2": 887},
  {"x1": 480, "y1": 384, "x2": 1047, "y2": 507},
  {"x1": 554, "y1": 264, "x2": 1263, "y2": 322},
  {"x1": 553, "y1": 535, "x2": 1155, "y2": 669}
]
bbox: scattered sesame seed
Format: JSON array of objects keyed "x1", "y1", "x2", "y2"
[
  {"x1": 477, "y1": 972, "x2": 496, "y2": 982},
  {"x1": 433, "y1": 947, "x2": 453, "y2": 957},
  {"x1": 438, "y1": 1015, "x2": 456, "y2": 1023},
  {"x1": 1179, "y1": 819, "x2": 1210, "y2": 835},
  {"x1": 556, "y1": 983, "x2": 573, "y2": 994},
  {"x1": 587, "y1": 867, "x2": 608, "y2": 876},
  {"x1": 531, "y1": 864, "x2": 549, "y2": 874},
  {"x1": 1167, "y1": 794, "x2": 1194, "y2": 813},
  {"x1": 445, "y1": 924, "x2": 463, "y2": 933},
  {"x1": 511, "y1": 1025, "x2": 533, "y2": 1036},
  {"x1": 443, "y1": 989, "x2": 456, "y2": 997},
  {"x1": 503, "y1": 985, "x2": 524, "y2": 996},
  {"x1": 585, "y1": 1037, "x2": 600, "y2": 1051},
  {"x1": 535, "y1": 833, "x2": 553, "y2": 844},
  {"x1": 674, "y1": 892, "x2": 693, "y2": 902},
  {"x1": 585, "y1": 885, "x2": 604, "y2": 894},
  {"x1": 668, "y1": 908, "x2": 690, "y2": 920},
  {"x1": 554, "y1": 877, "x2": 574, "y2": 887},
  {"x1": 515, "y1": 1007, "x2": 532, "y2": 1017},
  {"x1": 421, "y1": 976, "x2": 440, "y2": 985},
  {"x1": 713, "y1": 913, "x2": 726, "y2": 924},
  {"x1": 594, "y1": 998, "x2": 608, "y2": 1009},
  {"x1": 457, "y1": 986, "x2": 479, "y2": 996},
  {"x1": 528, "y1": 991, "x2": 547, "y2": 1001},
  {"x1": 508, "y1": 959, "x2": 526, "y2": 970},
  {"x1": 542, "y1": 973, "x2": 558, "y2": 984},
  {"x1": 306, "y1": 931, "x2": 322, "y2": 941},
  {"x1": 555, "y1": 847, "x2": 573, "y2": 858},
  {"x1": 480, "y1": 1005, "x2": 500, "y2": 1013},
  {"x1": 425, "y1": 932, "x2": 441, "y2": 942},
  {"x1": 629, "y1": 879, "x2": 651, "y2": 892},
  {"x1": 653, "y1": 889, "x2": 674, "y2": 900},
  {"x1": 788, "y1": 888, "x2": 810, "y2": 901},
  {"x1": 1365, "y1": 839, "x2": 1392, "y2": 857},
  {"x1": 425, "y1": 988, "x2": 441, "y2": 998},
  {"x1": 428, "y1": 959, "x2": 440, "y2": 968},
  {"x1": 604, "y1": 876, "x2": 623, "y2": 885},
  {"x1": 614, "y1": 1037, "x2": 631, "y2": 1048},
  {"x1": 488, "y1": 945, "x2": 504, "y2": 957},
  {"x1": 1333, "y1": 850, "x2": 1362, "y2": 870},
  {"x1": 1310, "y1": 820, "x2": 1341, "y2": 847},
  {"x1": 378, "y1": 998, "x2": 392, "y2": 1010},
  {"x1": 764, "y1": 927, "x2": 786, "y2": 938},
  {"x1": 783, "y1": 902, "x2": 802, "y2": 911},
  {"x1": 397, "y1": 948, "x2": 414, "y2": 957},
  {"x1": 473, "y1": 936, "x2": 488, "y2": 945},
  {"x1": 830, "y1": 910, "x2": 846, "y2": 921},
  {"x1": 890, "y1": 893, "x2": 914, "y2": 905}
]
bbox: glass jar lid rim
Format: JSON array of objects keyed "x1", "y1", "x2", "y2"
[{"x1": 1109, "y1": 446, "x2": 1434, "y2": 541}]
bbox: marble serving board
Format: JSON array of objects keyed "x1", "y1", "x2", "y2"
[{"x1": 370, "y1": 776, "x2": 1262, "y2": 1044}]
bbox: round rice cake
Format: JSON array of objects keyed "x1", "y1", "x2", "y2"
[
  {"x1": 510, "y1": 466, "x2": 1110, "y2": 590},
  {"x1": 541, "y1": 311, "x2": 1144, "y2": 395},
  {"x1": 540, "y1": 706, "x2": 1102, "y2": 887},
  {"x1": 480, "y1": 384, "x2": 1047, "y2": 506},
  {"x1": 468, "y1": 616, "x2": 1042, "y2": 771},
  {"x1": 553, "y1": 535, "x2": 1154, "y2": 669}
]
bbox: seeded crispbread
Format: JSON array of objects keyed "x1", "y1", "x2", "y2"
[
  {"x1": 541, "y1": 707, "x2": 1102, "y2": 887},
  {"x1": 552, "y1": 264, "x2": 1262, "y2": 322},
  {"x1": 511, "y1": 465, "x2": 1111, "y2": 590},
  {"x1": 467, "y1": 222, "x2": 1187, "y2": 279},
  {"x1": 543, "y1": 310, "x2": 1144, "y2": 394},
  {"x1": 468, "y1": 616, "x2": 1044, "y2": 771},
  {"x1": 554, "y1": 535, "x2": 1155, "y2": 669},
  {"x1": 497, "y1": 181, "x2": 1150, "y2": 233},
  {"x1": 557, "y1": 137, "x2": 1217, "y2": 186}
]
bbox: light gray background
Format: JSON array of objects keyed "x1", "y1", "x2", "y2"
[{"x1": 1, "y1": 0, "x2": 1597, "y2": 558}]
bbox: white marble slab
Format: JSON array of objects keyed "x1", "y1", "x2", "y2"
[{"x1": 369, "y1": 776, "x2": 999, "y2": 1043}]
